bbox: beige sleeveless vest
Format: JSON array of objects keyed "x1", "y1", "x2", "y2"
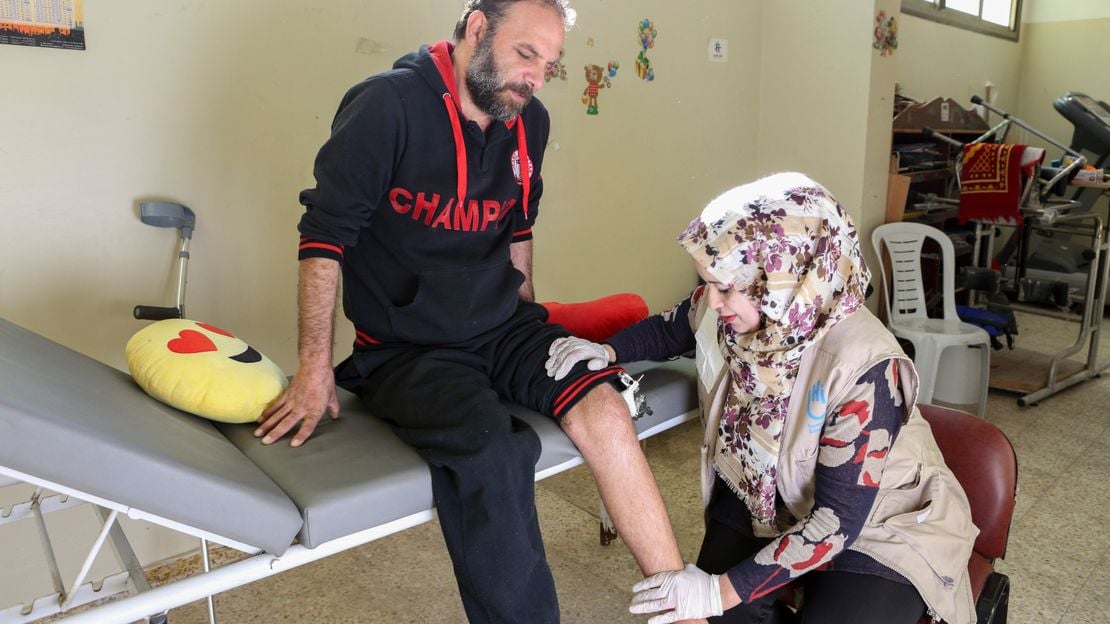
[{"x1": 694, "y1": 306, "x2": 978, "y2": 624}]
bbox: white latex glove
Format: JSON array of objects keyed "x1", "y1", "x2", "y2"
[
  {"x1": 545, "y1": 336, "x2": 611, "y2": 380},
  {"x1": 629, "y1": 564, "x2": 724, "y2": 624}
]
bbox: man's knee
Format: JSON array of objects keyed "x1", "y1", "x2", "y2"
[{"x1": 561, "y1": 382, "x2": 635, "y2": 441}]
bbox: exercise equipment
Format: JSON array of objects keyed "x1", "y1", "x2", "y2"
[{"x1": 926, "y1": 95, "x2": 1110, "y2": 405}]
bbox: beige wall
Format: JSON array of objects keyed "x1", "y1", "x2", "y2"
[
  {"x1": 757, "y1": 2, "x2": 875, "y2": 212},
  {"x1": 757, "y1": 0, "x2": 896, "y2": 228},
  {"x1": 1016, "y1": 17, "x2": 1110, "y2": 156},
  {"x1": 0, "y1": 0, "x2": 762, "y2": 380},
  {"x1": 859, "y1": 0, "x2": 902, "y2": 277},
  {"x1": 757, "y1": 0, "x2": 897, "y2": 299},
  {"x1": 534, "y1": 1, "x2": 762, "y2": 310},
  {"x1": 1015, "y1": 11, "x2": 1110, "y2": 216},
  {"x1": 0, "y1": 1, "x2": 449, "y2": 374},
  {"x1": 1024, "y1": 0, "x2": 1110, "y2": 23},
  {"x1": 896, "y1": 13, "x2": 1023, "y2": 113}
]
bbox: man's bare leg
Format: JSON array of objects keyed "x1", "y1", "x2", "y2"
[
  {"x1": 560, "y1": 383, "x2": 682, "y2": 575},
  {"x1": 562, "y1": 384, "x2": 710, "y2": 624}
]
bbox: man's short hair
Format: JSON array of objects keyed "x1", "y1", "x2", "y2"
[{"x1": 453, "y1": 0, "x2": 576, "y2": 41}]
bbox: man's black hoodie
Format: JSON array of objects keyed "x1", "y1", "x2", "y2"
[{"x1": 298, "y1": 41, "x2": 549, "y2": 349}]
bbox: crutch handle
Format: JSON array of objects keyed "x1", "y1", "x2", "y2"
[{"x1": 133, "y1": 305, "x2": 183, "y2": 321}]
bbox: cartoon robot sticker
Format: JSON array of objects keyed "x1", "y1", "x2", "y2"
[
  {"x1": 636, "y1": 18, "x2": 657, "y2": 81},
  {"x1": 582, "y1": 61, "x2": 619, "y2": 115}
]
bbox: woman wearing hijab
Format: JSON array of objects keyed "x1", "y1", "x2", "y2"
[{"x1": 546, "y1": 173, "x2": 978, "y2": 624}]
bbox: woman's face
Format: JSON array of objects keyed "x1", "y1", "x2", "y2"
[{"x1": 695, "y1": 263, "x2": 762, "y2": 334}]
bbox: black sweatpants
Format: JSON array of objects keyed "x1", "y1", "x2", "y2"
[
  {"x1": 697, "y1": 515, "x2": 927, "y2": 624},
  {"x1": 336, "y1": 302, "x2": 624, "y2": 624}
]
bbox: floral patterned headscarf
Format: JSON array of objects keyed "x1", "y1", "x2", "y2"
[{"x1": 678, "y1": 172, "x2": 870, "y2": 535}]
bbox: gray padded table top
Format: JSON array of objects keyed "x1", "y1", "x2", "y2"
[
  {"x1": 218, "y1": 389, "x2": 433, "y2": 549},
  {"x1": 220, "y1": 358, "x2": 697, "y2": 549},
  {"x1": 0, "y1": 318, "x2": 304, "y2": 555}
]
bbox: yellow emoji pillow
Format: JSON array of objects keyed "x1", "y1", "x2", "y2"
[{"x1": 126, "y1": 319, "x2": 288, "y2": 423}]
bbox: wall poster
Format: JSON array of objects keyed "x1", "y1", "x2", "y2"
[{"x1": 0, "y1": 0, "x2": 85, "y2": 51}]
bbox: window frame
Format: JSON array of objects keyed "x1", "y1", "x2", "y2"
[{"x1": 901, "y1": 0, "x2": 1023, "y2": 42}]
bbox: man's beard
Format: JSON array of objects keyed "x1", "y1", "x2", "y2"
[{"x1": 465, "y1": 33, "x2": 534, "y2": 122}]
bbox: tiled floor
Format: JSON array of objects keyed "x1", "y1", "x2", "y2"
[{"x1": 132, "y1": 311, "x2": 1110, "y2": 623}]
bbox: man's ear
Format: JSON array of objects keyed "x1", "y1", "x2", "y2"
[{"x1": 465, "y1": 10, "x2": 488, "y2": 44}]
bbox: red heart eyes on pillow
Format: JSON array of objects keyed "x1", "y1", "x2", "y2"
[{"x1": 167, "y1": 329, "x2": 218, "y2": 354}]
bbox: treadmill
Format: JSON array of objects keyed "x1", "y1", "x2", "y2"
[
  {"x1": 1002, "y1": 92, "x2": 1110, "y2": 303},
  {"x1": 982, "y1": 92, "x2": 1110, "y2": 405},
  {"x1": 1054, "y1": 91, "x2": 1110, "y2": 210}
]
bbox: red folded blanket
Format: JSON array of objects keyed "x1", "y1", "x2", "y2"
[{"x1": 958, "y1": 143, "x2": 1029, "y2": 225}]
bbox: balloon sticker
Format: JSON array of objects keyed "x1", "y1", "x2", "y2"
[
  {"x1": 545, "y1": 48, "x2": 567, "y2": 82},
  {"x1": 582, "y1": 61, "x2": 619, "y2": 115},
  {"x1": 873, "y1": 11, "x2": 898, "y2": 57},
  {"x1": 635, "y1": 18, "x2": 657, "y2": 81}
]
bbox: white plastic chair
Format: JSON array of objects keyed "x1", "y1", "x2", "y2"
[{"x1": 872, "y1": 222, "x2": 990, "y2": 416}]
